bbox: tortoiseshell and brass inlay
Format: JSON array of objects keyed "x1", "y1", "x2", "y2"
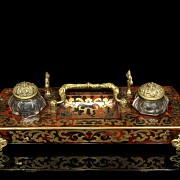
[
  {"x1": 1, "y1": 152, "x2": 179, "y2": 171},
  {"x1": 0, "y1": 86, "x2": 180, "y2": 146},
  {"x1": 4, "y1": 129, "x2": 169, "y2": 143}
]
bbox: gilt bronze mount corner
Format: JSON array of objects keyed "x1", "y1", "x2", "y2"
[
  {"x1": 171, "y1": 134, "x2": 180, "y2": 151},
  {"x1": 0, "y1": 138, "x2": 7, "y2": 151}
]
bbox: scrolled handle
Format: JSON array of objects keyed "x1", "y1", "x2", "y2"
[{"x1": 50, "y1": 82, "x2": 127, "y2": 107}]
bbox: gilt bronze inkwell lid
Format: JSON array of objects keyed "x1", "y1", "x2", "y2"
[
  {"x1": 8, "y1": 81, "x2": 46, "y2": 117},
  {"x1": 132, "y1": 82, "x2": 169, "y2": 116},
  {"x1": 12, "y1": 81, "x2": 38, "y2": 99},
  {"x1": 138, "y1": 82, "x2": 165, "y2": 101}
]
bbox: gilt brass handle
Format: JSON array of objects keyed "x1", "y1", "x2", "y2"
[{"x1": 50, "y1": 82, "x2": 127, "y2": 107}]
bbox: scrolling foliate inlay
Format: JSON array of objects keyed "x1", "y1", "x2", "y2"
[
  {"x1": 63, "y1": 97, "x2": 114, "y2": 108},
  {"x1": 1, "y1": 113, "x2": 178, "y2": 127},
  {"x1": 0, "y1": 86, "x2": 180, "y2": 127},
  {"x1": 0, "y1": 152, "x2": 9, "y2": 168},
  {"x1": 13, "y1": 156, "x2": 166, "y2": 170},
  {"x1": 59, "y1": 97, "x2": 118, "y2": 118},
  {"x1": 169, "y1": 99, "x2": 180, "y2": 115},
  {"x1": 0, "y1": 99, "x2": 5, "y2": 112},
  {"x1": 9, "y1": 129, "x2": 169, "y2": 143},
  {"x1": 120, "y1": 112, "x2": 176, "y2": 126},
  {"x1": 0, "y1": 117, "x2": 123, "y2": 127},
  {"x1": 170, "y1": 152, "x2": 180, "y2": 167},
  {"x1": 72, "y1": 119, "x2": 122, "y2": 126}
]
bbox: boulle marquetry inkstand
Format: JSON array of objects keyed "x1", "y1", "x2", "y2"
[{"x1": 0, "y1": 71, "x2": 180, "y2": 173}]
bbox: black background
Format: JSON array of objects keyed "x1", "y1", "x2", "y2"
[
  {"x1": 0, "y1": 5, "x2": 180, "y2": 178},
  {"x1": 1, "y1": 7, "x2": 179, "y2": 94}
]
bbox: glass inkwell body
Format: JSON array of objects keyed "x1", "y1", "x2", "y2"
[
  {"x1": 8, "y1": 81, "x2": 46, "y2": 117},
  {"x1": 132, "y1": 82, "x2": 169, "y2": 116}
]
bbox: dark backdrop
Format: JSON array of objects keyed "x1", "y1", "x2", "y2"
[
  {"x1": 1, "y1": 27, "x2": 179, "y2": 93},
  {"x1": 1, "y1": 10, "x2": 179, "y2": 93},
  {"x1": 0, "y1": 6, "x2": 180, "y2": 178}
]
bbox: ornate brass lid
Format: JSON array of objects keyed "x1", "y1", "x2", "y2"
[
  {"x1": 138, "y1": 82, "x2": 165, "y2": 101},
  {"x1": 13, "y1": 81, "x2": 38, "y2": 99}
]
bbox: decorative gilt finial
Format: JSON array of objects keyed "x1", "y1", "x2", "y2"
[
  {"x1": 126, "y1": 70, "x2": 133, "y2": 95},
  {"x1": 45, "y1": 72, "x2": 51, "y2": 96}
]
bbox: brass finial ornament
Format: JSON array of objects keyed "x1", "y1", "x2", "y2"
[
  {"x1": 138, "y1": 82, "x2": 165, "y2": 101},
  {"x1": 126, "y1": 70, "x2": 133, "y2": 95},
  {"x1": 13, "y1": 81, "x2": 38, "y2": 99},
  {"x1": 132, "y1": 82, "x2": 169, "y2": 116},
  {"x1": 45, "y1": 72, "x2": 51, "y2": 96}
]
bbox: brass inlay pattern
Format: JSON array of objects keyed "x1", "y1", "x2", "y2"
[
  {"x1": 13, "y1": 156, "x2": 166, "y2": 170},
  {"x1": 0, "y1": 138, "x2": 7, "y2": 151},
  {"x1": 0, "y1": 152, "x2": 9, "y2": 168},
  {"x1": 0, "y1": 100, "x2": 5, "y2": 112},
  {"x1": 61, "y1": 97, "x2": 117, "y2": 117},
  {"x1": 0, "y1": 85, "x2": 180, "y2": 148},
  {"x1": 138, "y1": 82, "x2": 165, "y2": 101},
  {"x1": 0, "y1": 86, "x2": 179, "y2": 127},
  {"x1": 50, "y1": 82, "x2": 125, "y2": 106},
  {"x1": 170, "y1": 152, "x2": 180, "y2": 167},
  {"x1": 1, "y1": 111, "x2": 180, "y2": 127},
  {"x1": 13, "y1": 81, "x2": 38, "y2": 99},
  {"x1": 64, "y1": 97, "x2": 113, "y2": 108},
  {"x1": 171, "y1": 134, "x2": 180, "y2": 151},
  {"x1": 0, "y1": 126, "x2": 179, "y2": 130},
  {"x1": 8, "y1": 129, "x2": 169, "y2": 143}
]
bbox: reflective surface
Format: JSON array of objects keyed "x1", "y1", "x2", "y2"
[
  {"x1": 132, "y1": 94, "x2": 169, "y2": 116},
  {"x1": 8, "y1": 92, "x2": 46, "y2": 117},
  {"x1": 0, "y1": 144, "x2": 179, "y2": 178}
]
